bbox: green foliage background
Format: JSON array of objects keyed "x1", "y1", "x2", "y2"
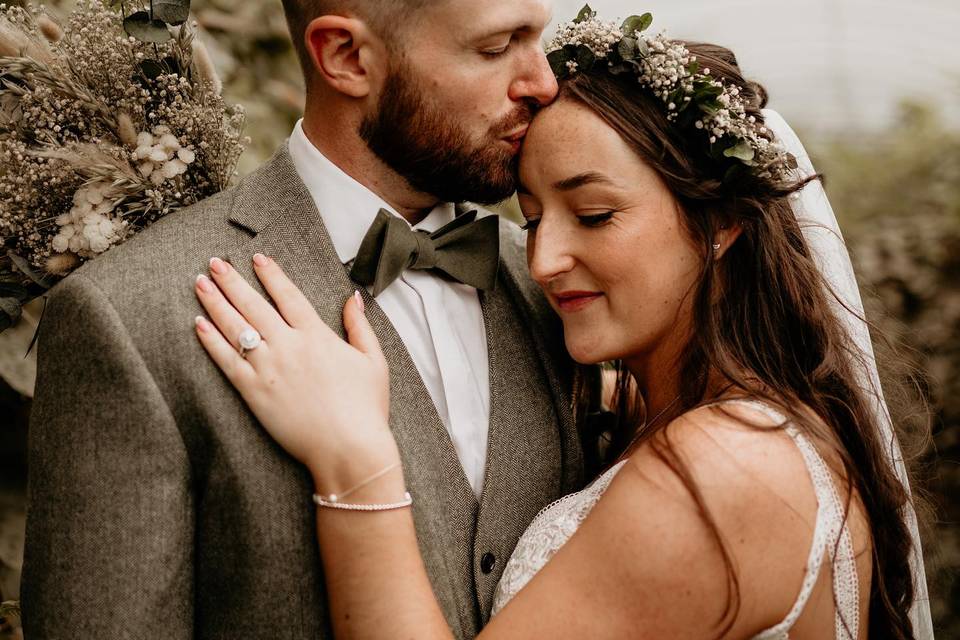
[
  {"x1": 810, "y1": 102, "x2": 960, "y2": 636},
  {"x1": 1, "y1": 1, "x2": 958, "y2": 637}
]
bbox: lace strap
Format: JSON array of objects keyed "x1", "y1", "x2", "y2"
[{"x1": 719, "y1": 400, "x2": 860, "y2": 640}]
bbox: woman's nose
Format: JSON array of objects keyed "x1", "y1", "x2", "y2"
[{"x1": 527, "y1": 217, "x2": 577, "y2": 287}]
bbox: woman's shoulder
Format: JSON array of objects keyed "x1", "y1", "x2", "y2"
[
  {"x1": 489, "y1": 398, "x2": 867, "y2": 636},
  {"x1": 623, "y1": 398, "x2": 844, "y2": 543},
  {"x1": 603, "y1": 399, "x2": 855, "y2": 633}
]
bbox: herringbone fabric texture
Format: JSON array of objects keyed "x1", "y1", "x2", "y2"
[{"x1": 22, "y1": 144, "x2": 584, "y2": 639}]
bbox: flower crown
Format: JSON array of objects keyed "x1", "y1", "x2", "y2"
[{"x1": 545, "y1": 6, "x2": 797, "y2": 182}]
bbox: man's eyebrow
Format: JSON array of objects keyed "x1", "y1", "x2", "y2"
[
  {"x1": 553, "y1": 172, "x2": 615, "y2": 191},
  {"x1": 472, "y1": 23, "x2": 536, "y2": 39}
]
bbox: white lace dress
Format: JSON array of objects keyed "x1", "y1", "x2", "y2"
[{"x1": 490, "y1": 401, "x2": 860, "y2": 639}]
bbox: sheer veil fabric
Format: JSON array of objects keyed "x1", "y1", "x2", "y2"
[{"x1": 763, "y1": 110, "x2": 934, "y2": 639}]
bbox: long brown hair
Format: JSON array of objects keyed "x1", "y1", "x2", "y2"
[{"x1": 564, "y1": 42, "x2": 921, "y2": 638}]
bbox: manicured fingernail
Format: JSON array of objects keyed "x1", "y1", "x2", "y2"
[
  {"x1": 253, "y1": 253, "x2": 269, "y2": 267},
  {"x1": 196, "y1": 274, "x2": 214, "y2": 293},
  {"x1": 209, "y1": 257, "x2": 228, "y2": 275},
  {"x1": 354, "y1": 290, "x2": 365, "y2": 313},
  {"x1": 195, "y1": 316, "x2": 211, "y2": 332}
]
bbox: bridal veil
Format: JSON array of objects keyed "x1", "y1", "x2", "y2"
[{"x1": 764, "y1": 109, "x2": 935, "y2": 639}]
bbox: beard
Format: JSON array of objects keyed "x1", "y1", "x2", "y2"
[{"x1": 359, "y1": 62, "x2": 534, "y2": 206}]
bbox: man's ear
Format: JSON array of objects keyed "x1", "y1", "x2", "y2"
[{"x1": 304, "y1": 15, "x2": 385, "y2": 98}]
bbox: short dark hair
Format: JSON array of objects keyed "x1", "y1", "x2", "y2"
[{"x1": 280, "y1": 0, "x2": 431, "y2": 81}]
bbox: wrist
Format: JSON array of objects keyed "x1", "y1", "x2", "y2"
[{"x1": 307, "y1": 435, "x2": 403, "y2": 500}]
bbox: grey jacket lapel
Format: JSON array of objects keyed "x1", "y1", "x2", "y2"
[
  {"x1": 495, "y1": 222, "x2": 583, "y2": 494},
  {"x1": 224, "y1": 145, "x2": 479, "y2": 636}
]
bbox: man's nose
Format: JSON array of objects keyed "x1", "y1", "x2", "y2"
[{"x1": 510, "y1": 47, "x2": 559, "y2": 107}]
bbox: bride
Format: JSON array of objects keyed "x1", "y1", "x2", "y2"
[{"x1": 191, "y1": 11, "x2": 924, "y2": 639}]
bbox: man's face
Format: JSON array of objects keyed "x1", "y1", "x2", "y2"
[{"x1": 360, "y1": 0, "x2": 557, "y2": 205}]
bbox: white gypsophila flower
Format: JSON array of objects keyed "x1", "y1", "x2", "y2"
[{"x1": 546, "y1": 15, "x2": 623, "y2": 58}]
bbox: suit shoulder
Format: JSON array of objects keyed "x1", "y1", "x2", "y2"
[{"x1": 69, "y1": 188, "x2": 240, "y2": 295}]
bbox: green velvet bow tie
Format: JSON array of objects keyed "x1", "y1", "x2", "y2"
[{"x1": 350, "y1": 208, "x2": 501, "y2": 297}]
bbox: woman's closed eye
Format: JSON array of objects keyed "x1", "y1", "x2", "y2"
[
  {"x1": 577, "y1": 211, "x2": 615, "y2": 227},
  {"x1": 521, "y1": 212, "x2": 615, "y2": 232}
]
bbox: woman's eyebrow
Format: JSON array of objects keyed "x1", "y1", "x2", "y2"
[{"x1": 553, "y1": 172, "x2": 615, "y2": 191}]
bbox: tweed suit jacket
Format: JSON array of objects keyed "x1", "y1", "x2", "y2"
[{"x1": 21, "y1": 144, "x2": 585, "y2": 639}]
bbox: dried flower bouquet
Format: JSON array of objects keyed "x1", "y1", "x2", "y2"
[{"x1": 0, "y1": 0, "x2": 246, "y2": 331}]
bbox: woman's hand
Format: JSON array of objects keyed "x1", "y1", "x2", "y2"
[{"x1": 192, "y1": 253, "x2": 399, "y2": 491}]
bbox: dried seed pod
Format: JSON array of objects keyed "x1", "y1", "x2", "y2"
[
  {"x1": 192, "y1": 39, "x2": 222, "y2": 96},
  {"x1": 36, "y1": 13, "x2": 64, "y2": 43}
]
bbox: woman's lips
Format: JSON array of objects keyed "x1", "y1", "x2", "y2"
[{"x1": 553, "y1": 291, "x2": 604, "y2": 312}]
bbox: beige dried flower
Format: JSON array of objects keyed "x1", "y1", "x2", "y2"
[
  {"x1": 36, "y1": 14, "x2": 63, "y2": 43},
  {"x1": 0, "y1": 15, "x2": 30, "y2": 58},
  {"x1": 117, "y1": 112, "x2": 139, "y2": 148},
  {"x1": 1, "y1": 0, "x2": 246, "y2": 291},
  {"x1": 45, "y1": 252, "x2": 81, "y2": 275},
  {"x1": 191, "y1": 39, "x2": 222, "y2": 96}
]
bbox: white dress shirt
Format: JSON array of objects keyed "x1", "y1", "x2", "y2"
[{"x1": 288, "y1": 120, "x2": 491, "y2": 497}]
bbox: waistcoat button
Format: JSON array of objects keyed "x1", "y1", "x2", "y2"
[{"x1": 480, "y1": 552, "x2": 496, "y2": 574}]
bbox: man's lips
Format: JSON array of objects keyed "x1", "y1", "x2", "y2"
[
  {"x1": 503, "y1": 125, "x2": 529, "y2": 142},
  {"x1": 553, "y1": 290, "x2": 604, "y2": 312},
  {"x1": 502, "y1": 126, "x2": 529, "y2": 149}
]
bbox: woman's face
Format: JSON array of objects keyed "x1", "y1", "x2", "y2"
[{"x1": 518, "y1": 99, "x2": 703, "y2": 366}]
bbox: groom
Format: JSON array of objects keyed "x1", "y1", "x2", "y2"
[{"x1": 21, "y1": 0, "x2": 587, "y2": 638}]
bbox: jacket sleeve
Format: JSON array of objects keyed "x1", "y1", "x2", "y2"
[{"x1": 21, "y1": 273, "x2": 194, "y2": 639}]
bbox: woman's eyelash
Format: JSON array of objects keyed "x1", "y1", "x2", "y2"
[
  {"x1": 520, "y1": 212, "x2": 614, "y2": 232},
  {"x1": 578, "y1": 212, "x2": 615, "y2": 226}
]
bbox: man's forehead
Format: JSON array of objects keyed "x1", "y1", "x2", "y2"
[{"x1": 430, "y1": 0, "x2": 553, "y2": 37}]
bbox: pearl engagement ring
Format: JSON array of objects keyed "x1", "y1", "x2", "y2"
[{"x1": 238, "y1": 328, "x2": 262, "y2": 358}]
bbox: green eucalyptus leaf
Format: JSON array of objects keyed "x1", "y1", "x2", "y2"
[
  {"x1": 547, "y1": 48, "x2": 571, "y2": 78},
  {"x1": 698, "y1": 99, "x2": 722, "y2": 116},
  {"x1": 6, "y1": 251, "x2": 50, "y2": 288},
  {"x1": 137, "y1": 56, "x2": 180, "y2": 81},
  {"x1": 574, "y1": 4, "x2": 595, "y2": 23},
  {"x1": 123, "y1": 11, "x2": 172, "y2": 43},
  {"x1": 138, "y1": 59, "x2": 166, "y2": 80},
  {"x1": 0, "y1": 281, "x2": 28, "y2": 300},
  {"x1": 621, "y1": 12, "x2": 653, "y2": 36},
  {"x1": 636, "y1": 37, "x2": 649, "y2": 57},
  {"x1": 153, "y1": 0, "x2": 191, "y2": 25},
  {"x1": 618, "y1": 36, "x2": 638, "y2": 61},
  {"x1": 575, "y1": 45, "x2": 596, "y2": 71},
  {"x1": 687, "y1": 60, "x2": 700, "y2": 75},
  {"x1": 723, "y1": 164, "x2": 745, "y2": 184},
  {"x1": 723, "y1": 141, "x2": 757, "y2": 164},
  {"x1": 694, "y1": 82, "x2": 723, "y2": 99},
  {"x1": 0, "y1": 296, "x2": 22, "y2": 331}
]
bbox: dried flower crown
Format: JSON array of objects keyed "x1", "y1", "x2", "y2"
[{"x1": 546, "y1": 5, "x2": 797, "y2": 181}]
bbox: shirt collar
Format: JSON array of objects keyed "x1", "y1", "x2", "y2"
[{"x1": 288, "y1": 119, "x2": 455, "y2": 265}]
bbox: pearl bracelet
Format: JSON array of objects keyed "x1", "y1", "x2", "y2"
[{"x1": 312, "y1": 491, "x2": 413, "y2": 511}]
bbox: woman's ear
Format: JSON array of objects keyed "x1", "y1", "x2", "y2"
[
  {"x1": 713, "y1": 222, "x2": 744, "y2": 259},
  {"x1": 304, "y1": 15, "x2": 386, "y2": 98}
]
